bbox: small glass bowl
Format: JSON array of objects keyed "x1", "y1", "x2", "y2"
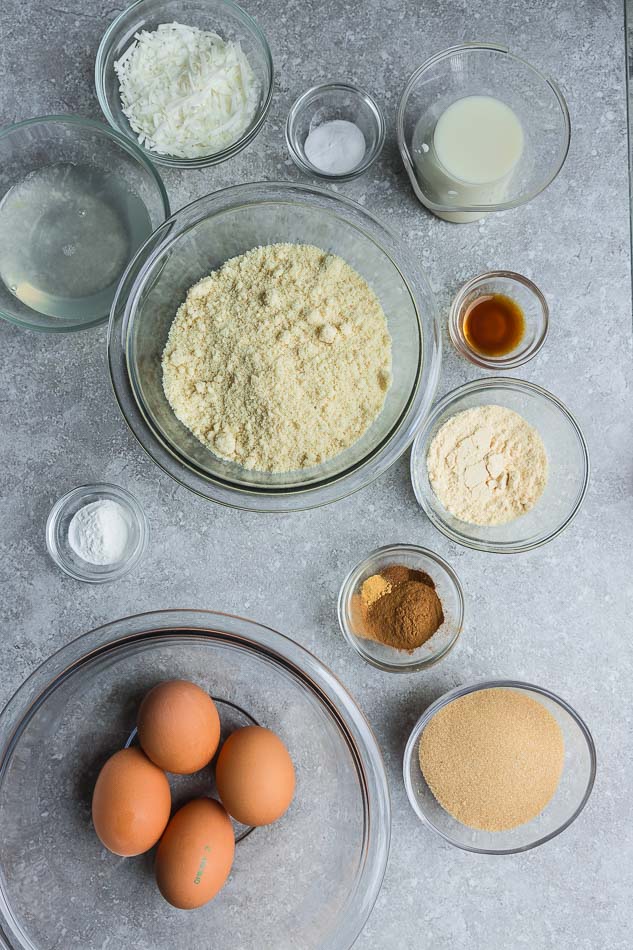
[
  {"x1": 46, "y1": 483, "x2": 148, "y2": 583},
  {"x1": 95, "y1": 0, "x2": 274, "y2": 169},
  {"x1": 337, "y1": 544, "x2": 464, "y2": 673},
  {"x1": 449, "y1": 271, "x2": 549, "y2": 369},
  {"x1": 403, "y1": 680, "x2": 596, "y2": 854},
  {"x1": 286, "y1": 82, "x2": 385, "y2": 182},
  {"x1": 410, "y1": 378, "x2": 589, "y2": 554}
]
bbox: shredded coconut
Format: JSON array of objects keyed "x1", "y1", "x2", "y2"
[
  {"x1": 114, "y1": 22, "x2": 259, "y2": 159},
  {"x1": 426, "y1": 405, "x2": 548, "y2": 525},
  {"x1": 162, "y1": 243, "x2": 392, "y2": 473}
]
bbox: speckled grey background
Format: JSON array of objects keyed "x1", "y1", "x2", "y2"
[{"x1": 1, "y1": 0, "x2": 632, "y2": 947}]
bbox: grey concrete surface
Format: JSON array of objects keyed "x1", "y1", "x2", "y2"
[{"x1": 1, "y1": 0, "x2": 632, "y2": 947}]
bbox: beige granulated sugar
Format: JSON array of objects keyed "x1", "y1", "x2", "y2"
[
  {"x1": 162, "y1": 243, "x2": 392, "y2": 472},
  {"x1": 419, "y1": 688, "x2": 565, "y2": 832},
  {"x1": 426, "y1": 404, "x2": 548, "y2": 526}
]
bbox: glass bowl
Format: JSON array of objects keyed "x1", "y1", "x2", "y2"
[
  {"x1": 403, "y1": 680, "x2": 596, "y2": 854},
  {"x1": 46, "y1": 483, "x2": 148, "y2": 583},
  {"x1": 0, "y1": 609, "x2": 390, "y2": 950},
  {"x1": 397, "y1": 43, "x2": 571, "y2": 222},
  {"x1": 410, "y1": 378, "x2": 589, "y2": 553},
  {"x1": 337, "y1": 544, "x2": 464, "y2": 672},
  {"x1": 449, "y1": 271, "x2": 549, "y2": 369},
  {"x1": 108, "y1": 181, "x2": 441, "y2": 512},
  {"x1": 95, "y1": 0, "x2": 274, "y2": 168},
  {"x1": 285, "y1": 82, "x2": 385, "y2": 182},
  {"x1": 0, "y1": 115, "x2": 169, "y2": 332}
]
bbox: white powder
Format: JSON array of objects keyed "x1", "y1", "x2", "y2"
[
  {"x1": 426, "y1": 405, "x2": 548, "y2": 526},
  {"x1": 304, "y1": 120, "x2": 366, "y2": 175},
  {"x1": 68, "y1": 500, "x2": 130, "y2": 565}
]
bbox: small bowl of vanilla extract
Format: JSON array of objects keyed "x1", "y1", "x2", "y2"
[{"x1": 449, "y1": 270, "x2": 549, "y2": 370}]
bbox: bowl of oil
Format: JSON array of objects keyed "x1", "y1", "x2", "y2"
[{"x1": 0, "y1": 115, "x2": 169, "y2": 332}]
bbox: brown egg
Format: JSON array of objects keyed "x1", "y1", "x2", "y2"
[
  {"x1": 155, "y1": 798, "x2": 235, "y2": 910},
  {"x1": 91, "y1": 747, "x2": 171, "y2": 856},
  {"x1": 215, "y1": 726, "x2": 295, "y2": 827},
  {"x1": 138, "y1": 680, "x2": 220, "y2": 774}
]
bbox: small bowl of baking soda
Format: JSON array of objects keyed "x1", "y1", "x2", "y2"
[
  {"x1": 46, "y1": 483, "x2": 148, "y2": 583},
  {"x1": 337, "y1": 543, "x2": 465, "y2": 673},
  {"x1": 286, "y1": 82, "x2": 385, "y2": 182}
]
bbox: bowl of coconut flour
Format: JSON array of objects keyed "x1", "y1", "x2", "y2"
[
  {"x1": 410, "y1": 377, "x2": 589, "y2": 553},
  {"x1": 108, "y1": 182, "x2": 441, "y2": 512}
]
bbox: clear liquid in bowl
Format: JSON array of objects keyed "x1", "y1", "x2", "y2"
[{"x1": 0, "y1": 162, "x2": 152, "y2": 320}]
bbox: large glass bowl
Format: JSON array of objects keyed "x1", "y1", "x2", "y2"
[
  {"x1": 95, "y1": 0, "x2": 274, "y2": 169},
  {"x1": 404, "y1": 680, "x2": 596, "y2": 854},
  {"x1": 397, "y1": 44, "x2": 571, "y2": 222},
  {"x1": 108, "y1": 182, "x2": 441, "y2": 512},
  {"x1": 0, "y1": 116, "x2": 169, "y2": 332},
  {"x1": 410, "y1": 378, "x2": 589, "y2": 553},
  {"x1": 0, "y1": 609, "x2": 390, "y2": 950}
]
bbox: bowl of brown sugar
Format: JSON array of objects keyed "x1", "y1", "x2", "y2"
[
  {"x1": 404, "y1": 681, "x2": 596, "y2": 853},
  {"x1": 337, "y1": 544, "x2": 464, "y2": 672}
]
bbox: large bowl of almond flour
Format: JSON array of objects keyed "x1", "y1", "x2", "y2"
[{"x1": 108, "y1": 182, "x2": 441, "y2": 511}]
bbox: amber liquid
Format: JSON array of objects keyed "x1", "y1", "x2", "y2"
[{"x1": 462, "y1": 293, "x2": 525, "y2": 357}]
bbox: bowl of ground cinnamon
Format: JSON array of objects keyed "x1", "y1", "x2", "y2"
[
  {"x1": 404, "y1": 681, "x2": 596, "y2": 853},
  {"x1": 338, "y1": 544, "x2": 464, "y2": 672}
]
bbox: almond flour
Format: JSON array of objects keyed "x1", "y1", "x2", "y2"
[
  {"x1": 426, "y1": 404, "x2": 548, "y2": 526},
  {"x1": 162, "y1": 243, "x2": 392, "y2": 472},
  {"x1": 419, "y1": 687, "x2": 564, "y2": 832}
]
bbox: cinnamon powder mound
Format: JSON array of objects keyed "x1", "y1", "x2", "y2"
[
  {"x1": 353, "y1": 565, "x2": 444, "y2": 652},
  {"x1": 419, "y1": 688, "x2": 565, "y2": 831}
]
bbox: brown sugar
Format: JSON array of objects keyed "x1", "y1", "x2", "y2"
[
  {"x1": 354, "y1": 564, "x2": 444, "y2": 652},
  {"x1": 418, "y1": 688, "x2": 565, "y2": 832}
]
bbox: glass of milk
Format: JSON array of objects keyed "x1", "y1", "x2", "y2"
[{"x1": 397, "y1": 44, "x2": 571, "y2": 223}]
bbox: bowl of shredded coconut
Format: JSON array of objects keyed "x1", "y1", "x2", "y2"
[
  {"x1": 108, "y1": 182, "x2": 441, "y2": 512},
  {"x1": 411, "y1": 378, "x2": 590, "y2": 553},
  {"x1": 96, "y1": 0, "x2": 273, "y2": 167}
]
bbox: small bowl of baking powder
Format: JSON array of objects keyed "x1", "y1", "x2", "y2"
[
  {"x1": 286, "y1": 82, "x2": 385, "y2": 182},
  {"x1": 46, "y1": 483, "x2": 148, "y2": 583}
]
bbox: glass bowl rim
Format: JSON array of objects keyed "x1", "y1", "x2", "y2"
[
  {"x1": 0, "y1": 608, "x2": 391, "y2": 950},
  {"x1": 0, "y1": 113, "x2": 170, "y2": 333},
  {"x1": 403, "y1": 678, "x2": 597, "y2": 854},
  {"x1": 45, "y1": 482, "x2": 149, "y2": 583},
  {"x1": 448, "y1": 270, "x2": 549, "y2": 370},
  {"x1": 94, "y1": 0, "x2": 275, "y2": 169},
  {"x1": 107, "y1": 180, "x2": 442, "y2": 512},
  {"x1": 285, "y1": 81, "x2": 386, "y2": 182},
  {"x1": 337, "y1": 543, "x2": 465, "y2": 673},
  {"x1": 396, "y1": 42, "x2": 572, "y2": 214},
  {"x1": 410, "y1": 376, "x2": 590, "y2": 554}
]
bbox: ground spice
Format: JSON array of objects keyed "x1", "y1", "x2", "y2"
[
  {"x1": 353, "y1": 564, "x2": 444, "y2": 652},
  {"x1": 418, "y1": 688, "x2": 565, "y2": 832}
]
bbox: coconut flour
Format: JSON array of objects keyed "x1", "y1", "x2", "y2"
[{"x1": 426, "y1": 404, "x2": 548, "y2": 526}]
